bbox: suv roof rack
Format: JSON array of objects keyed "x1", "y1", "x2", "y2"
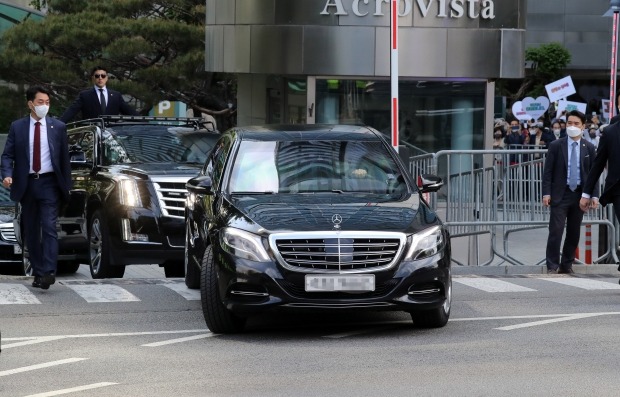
[{"x1": 66, "y1": 115, "x2": 207, "y2": 130}]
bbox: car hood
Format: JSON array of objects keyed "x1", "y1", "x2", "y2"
[
  {"x1": 113, "y1": 163, "x2": 202, "y2": 178},
  {"x1": 227, "y1": 193, "x2": 440, "y2": 234}
]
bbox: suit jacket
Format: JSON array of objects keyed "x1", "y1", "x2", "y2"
[
  {"x1": 59, "y1": 87, "x2": 137, "y2": 123},
  {"x1": 542, "y1": 137, "x2": 598, "y2": 205},
  {"x1": 0, "y1": 116, "x2": 72, "y2": 202},
  {"x1": 583, "y1": 121, "x2": 620, "y2": 206}
]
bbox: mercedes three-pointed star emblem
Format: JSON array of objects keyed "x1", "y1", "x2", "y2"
[{"x1": 331, "y1": 214, "x2": 342, "y2": 229}]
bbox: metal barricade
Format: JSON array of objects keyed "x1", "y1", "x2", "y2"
[{"x1": 409, "y1": 148, "x2": 618, "y2": 267}]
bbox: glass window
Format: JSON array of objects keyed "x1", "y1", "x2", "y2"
[{"x1": 316, "y1": 79, "x2": 486, "y2": 155}]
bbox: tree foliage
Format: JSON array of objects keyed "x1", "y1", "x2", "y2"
[
  {"x1": 0, "y1": 0, "x2": 236, "y2": 132},
  {"x1": 496, "y1": 42, "x2": 572, "y2": 103}
]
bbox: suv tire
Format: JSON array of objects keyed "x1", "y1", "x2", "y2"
[
  {"x1": 200, "y1": 245, "x2": 246, "y2": 334},
  {"x1": 184, "y1": 222, "x2": 200, "y2": 289},
  {"x1": 410, "y1": 280, "x2": 452, "y2": 328},
  {"x1": 89, "y1": 210, "x2": 125, "y2": 279}
]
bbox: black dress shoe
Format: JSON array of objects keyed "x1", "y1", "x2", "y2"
[
  {"x1": 558, "y1": 268, "x2": 575, "y2": 274},
  {"x1": 39, "y1": 274, "x2": 56, "y2": 290},
  {"x1": 547, "y1": 268, "x2": 559, "y2": 274},
  {"x1": 32, "y1": 276, "x2": 42, "y2": 289}
]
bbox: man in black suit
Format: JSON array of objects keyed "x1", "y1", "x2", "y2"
[
  {"x1": 1, "y1": 86, "x2": 72, "y2": 289},
  {"x1": 59, "y1": 66, "x2": 138, "y2": 123},
  {"x1": 542, "y1": 110, "x2": 598, "y2": 274}
]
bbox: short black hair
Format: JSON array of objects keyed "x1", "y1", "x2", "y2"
[
  {"x1": 26, "y1": 85, "x2": 51, "y2": 102},
  {"x1": 90, "y1": 66, "x2": 107, "y2": 76},
  {"x1": 566, "y1": 110, "x2": 586, "y2": 124}
]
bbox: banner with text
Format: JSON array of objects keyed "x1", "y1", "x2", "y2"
[{"x1": 545, "y1": 76, "x2": 576, "y2": 103}]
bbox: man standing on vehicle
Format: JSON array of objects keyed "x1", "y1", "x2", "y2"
[
  {"x1": 60, "y1": 66, "x2": 138, "y2": 123},
  {"x1": 1, "y1": 86, "x2": 72, "y2": 289}
]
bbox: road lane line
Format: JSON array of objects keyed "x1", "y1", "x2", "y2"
[
  {"x1": 495, "y1": 313, "x2": 608, "y2": 331},
  {"x1": 2, "y1": 336, "x2": 67, "y2": 349},
  {"x1": 0, "y1": 358, "x2": 87, "y2": 377},
  {"x1": 0, "y1": 284, "x2": 41, "y2": 304},
  {"x1": 323, "y1": 326, "x2": 399, "y2": 339},
  {"x1": 65, "y1": 285, "x2": 140, "y2": 302},
  {"x1": 23, "y1": 382, "x2": 118, "y2": 397},
  {"x1": 142, "y1": 333, "x2": 216, "y2": 347},
  {"x1": 540, "y1": 277, "x2": 620, "y2": 290},
  {"x1": 161, "y1": 283, "x2": 201, "y2": 300},
  {"x1": 454, "y1": 277, "x2": 537, "y2": 292}
]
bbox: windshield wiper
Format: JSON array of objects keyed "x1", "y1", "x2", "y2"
[{"x1": 231, "y1": 191, "x2": 275, "y2": 195}]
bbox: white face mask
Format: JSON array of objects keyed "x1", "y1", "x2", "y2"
[
  {"x1": 553, "y1": 128, "x2": 561, "y2": 135},
  {"x1": 33, "y1": 104, "x2": 49, "y2": 119},
  {"x1": 566, "y1": 126, "x2": 582, "y2": 138}
]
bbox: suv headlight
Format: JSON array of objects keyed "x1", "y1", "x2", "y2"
[
  {"x1": 220, "y1": 228, "x2": 270, "y2": 262},
  {"x1": 119, "y1": 179, "x2": 142, "y2": 207},
  {"x1": 404, "y1": 226, "x2": 444, "y2": 261}
]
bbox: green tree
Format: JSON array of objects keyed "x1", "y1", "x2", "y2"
[
  {"x1": 496, "y1": 42, "x2": 572, "y2": 102},
  {"x1": 0, "y1": 0, "x2": 236, "y2": 132}
]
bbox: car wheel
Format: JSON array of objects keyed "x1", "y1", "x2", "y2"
[
  {"x1": 200, "y1": 245, "x2": 246, "y2": 334},
  {"x1": 21, "y1": 250, "x2": 32, "y2": 276},
  {"x1": 57, "y1": 261, "x2": 80, "y2": 274},
  {"x1": 410, "y1": 278, "x2": 452, "y2": 328},
  {"x1": 163, "y1": 260, "x2": 184, "y2": 278},
  {"x1": 89, "y1": 210, "x2": 125, "y2": 279},
  {"x1": 184, "y1": 221, "x2": 200, "y2": 289}
]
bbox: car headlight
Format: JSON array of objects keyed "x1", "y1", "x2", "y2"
[
  {"x1": 119, "y1": 179, "x2": 142, "y2": 207},
  {"x1": 404, "y1": 226, "x2": 444, "y2": 261},
  {"x1": 220, "y1": 227, "x2": 270, "y2": 262}
]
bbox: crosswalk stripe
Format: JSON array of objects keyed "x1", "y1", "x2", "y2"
[
  {"x1": 454, "y1": 277, "x2": 537, "y2": 292},
  {"x1": 540, "y1": 278, "x2": 620, "y2": 290},
  {"x1": 0, "y1": 284, "x2": 41, "y2": 305},
  {"x1": 66, "y1": 285, "x2": 140, "y2": 303},
  {"x1": 162, "y1": 283, "x2": 201, "y2": 300}
]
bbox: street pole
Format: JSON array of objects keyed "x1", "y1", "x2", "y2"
[{"x1": 390, "y1": 0, "x2": 399, "y2": 153}]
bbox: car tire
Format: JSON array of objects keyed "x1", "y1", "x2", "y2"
[
  {"x1": 410, "y1": 279, "x2": 452, "y2": 328},
  {"x1": 200, "y1": 245, "x2": 246, "y2": 334},
  {"x1": 57, "y1": 261, "x2": 80, "y2": 274},
  {"x1": 89, "y1": 210, "x2": 125, "y2": 279},
  {"x1": 184, "y1": 222, "x2": 200, "y2": 289},
  {"x1": 163, "y1": 261, "x2": 185, "y2": 278},
  {"x1": 21, "y1": 250, "x2": 32, "y2": 276}
]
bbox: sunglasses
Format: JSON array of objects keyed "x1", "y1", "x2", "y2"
[{"x1": 93, "y1": 74, "x2": 107, "y2": 79}]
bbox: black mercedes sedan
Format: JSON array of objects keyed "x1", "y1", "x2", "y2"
[{"x1": 185, "y1": 124, "x2": 450, "y2": 333}]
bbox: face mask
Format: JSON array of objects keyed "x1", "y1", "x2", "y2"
[
  {"x1": 566, "y1": 126, "x2": 582, "y2": 138},
  {"x1": 536, "y1": 122, "x2": 543, "y2": 127},
  {"x1": 589, "y1": 131, "x2": 597, "y2": 138},
  {"x1": 33, "y1": 104, "x2": 49, "y2": 119},
  {"x1": 511, "y1": 126, "x2": 519, "y2": 132},
  {"x1": 553, "y1": 128, "x2": 561, "y2": 135},
  {"x1": 529, "y1": 128, "x2": 537, "y2": 134}
]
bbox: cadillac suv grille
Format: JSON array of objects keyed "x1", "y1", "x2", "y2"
[
  {"x1": 152, "y1": 177, "x2": 189, "y2": 219},
  {"x1": 270, "y1": 232, "x2": 406, "y2": 274},
  {"x1": 0, "y1": 223, "x2": 16, "y2": 243}
]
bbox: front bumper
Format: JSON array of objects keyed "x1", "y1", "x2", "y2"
[{"x1": 213, "y1": 246, "x2": 451, "y2": 315}]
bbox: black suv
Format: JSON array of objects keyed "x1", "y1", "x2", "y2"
[
  {"x1": 19, "y1": 116, "x2": 220, "y2": 278},
  {"x1": 185, "y1": 124, "x2": 451, "y2": 333}
]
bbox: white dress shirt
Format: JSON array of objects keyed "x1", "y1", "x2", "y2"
[{"x1": 29, "y1": 116, "x2": 53, "y2": 174}]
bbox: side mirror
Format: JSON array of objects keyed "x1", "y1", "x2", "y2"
[
  {"x1": 69, "y1": 144, "x2": 87, "y2": 164},
  {"x1": 418, "y1": 174, "x2": 443, "y2": 193},
  {"x1": 186, "y1": 175, "x2": 213, "y2": 195}
]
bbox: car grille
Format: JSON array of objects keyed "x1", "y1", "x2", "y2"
[
  {"x1": 0, "y1": 223, "x2": 16, "y2": 243},
  {"x1": 270, "y1": 232, "x2": 406, "y2": 274},
  {"x1": 152, "y1": 177, "x2": 190, "y2": 219},
  {"x1": 277, "y1": 278, "x2": 401, "y2": 300}
]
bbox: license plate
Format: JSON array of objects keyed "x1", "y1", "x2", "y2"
[
  {"x1": 13, "y1": 245, "x2": 22, "y2": 254},
  {"x1": 305, "y1": 274, "x2": 375, "y2": 292}
]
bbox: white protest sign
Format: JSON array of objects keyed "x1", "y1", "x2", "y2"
[
  {"x1": 545, "y1": 76, "x2": 577, "y2": 102},
  {"x1": 602, "y1": 99, "x2": 611, "y2": 122},
  {"x1": 511, "y1": 101, "x2": 532, "y2": 121},
  {"x1": 556, "y1": 99, "x2": 587, "y2": 115},
  {"x1": 521, "y1": 96, "x2": 550, "y2": 120}
]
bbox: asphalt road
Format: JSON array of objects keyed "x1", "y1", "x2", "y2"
[{"x1": 2, "y1": 269, "x2": 620, "y2": 396}]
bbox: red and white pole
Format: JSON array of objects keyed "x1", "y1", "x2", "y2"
[{"x1": 390, "y1": 0, "x2": 399, "y2": 153}]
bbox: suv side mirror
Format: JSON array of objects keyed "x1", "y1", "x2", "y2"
[
  {"x1": 418, "y1": 174, "x2": 443, "y2": 193},
  {"x1": 186, "y1": 175, "x2": 213, "y2": 195},
  {"x1": 69, "y1": 144, "x2": 86, "y2": 164}
]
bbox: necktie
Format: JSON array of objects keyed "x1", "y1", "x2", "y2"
[
  {"x1": 569, "y1": 141, "x2": 579, "y2": 191},
  {"x1": 99, "y1": 88, "x2": 106, "y2": 114},
  {"x1": 33, "y1": 121, "x2": 41, "y2": 173}
]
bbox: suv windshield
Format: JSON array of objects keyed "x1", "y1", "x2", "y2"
[
  {"x1": 102, "y1": 125, "x2": 218, "y2": 165},
  {"x1": 229, "y1": 140, "x2": 408, "y2": 194}
]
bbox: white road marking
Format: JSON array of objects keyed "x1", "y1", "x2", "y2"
[
  {"x1": 495, "y1": 313, "x2": 609, "y2": 331},
  {"x1": 142, "y1": 333, "x2": 216, "y2": 347},
  {"x1": 0, "y1": 284, "x2": 41, "y2": 304},
  {"x1": 540, "y1": 277, "x2": 620, "y2": 290},
  {"x1": 0, "y1": 358, "x2": 87, "y2": 377},
  {"x1": 454, "y1": 277, "x2": 537, "y2": 292},
  {"x1": 66, "y1": 285, "x2": 140, "y2": 302},
  {"x1": 323, "y1": 326, "x2": 397, "y2": 339},
  {"x1": 23, "y1": 382, "x2": 118, "y2": 397},
  {"x1": 161, "y1": 283, "x2": 201, "y2": 300}
]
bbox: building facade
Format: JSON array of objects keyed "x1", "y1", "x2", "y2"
[{"x1": 205, "y1": 0, "x2": 527, "y2": 154}]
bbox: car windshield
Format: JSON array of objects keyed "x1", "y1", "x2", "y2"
[
  {"x1": 229, "y1": 140, "x2": 408, "y2": 194},
  {"x1": 101, "y1": 125, "x2": 219, "y2": 165}
]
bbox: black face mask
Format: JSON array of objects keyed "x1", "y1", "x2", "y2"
[{"x1": 589, "y1": 132, "x2": 597, "y2": 138}]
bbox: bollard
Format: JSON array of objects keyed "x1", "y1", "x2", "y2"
[{"x1": 585, "y1": 224, "x2": 592, "y2": 265}]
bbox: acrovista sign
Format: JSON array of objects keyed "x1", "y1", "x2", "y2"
[{"x1": 320, "y1": 0, "x2": 496, "y2": 19}]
